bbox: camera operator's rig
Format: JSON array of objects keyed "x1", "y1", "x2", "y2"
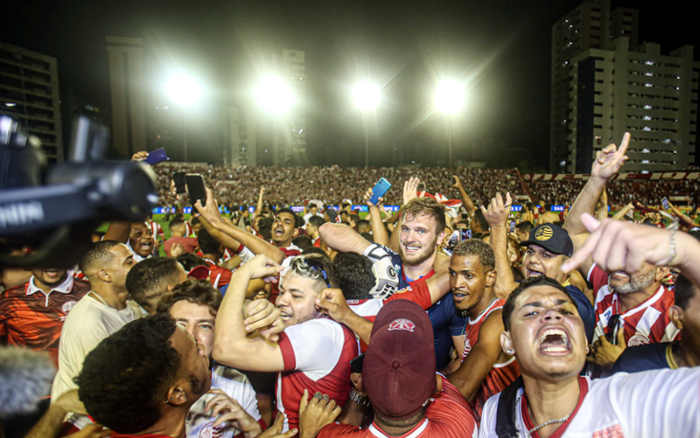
[{"x1": 0, "y1": 115, "x2": 158, "y2": 268}]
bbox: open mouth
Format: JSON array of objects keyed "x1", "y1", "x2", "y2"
[
  {"x1": 537, "y1": 327, "x2": 570, "y2": 355},
  {"x1": 526, "y1": 268, "x2": 544, "y2": 278},
  {"x1": 453, "y1": 291, "x2": 469, "y2": 302},
  {"x1": 403, "y1": 243, "x2": 420, "y2": 254}
]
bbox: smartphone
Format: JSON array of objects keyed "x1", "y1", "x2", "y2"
[
  {"x1": 173, "y1": 172, "x2": 187, "y2": 194},
  {"x1": 661, "y1": 197, "x2": 670, "y2": 210},
  {"x1": 145, "y1": 147, "x2": 169, "y2": 165},
  {"x1": 185, "y1": 174, "x2": 206, "y2": 206},
  {"x1": 369, "y1": 178, "x2": 391, "y2": 205},
  {"x1": 510, "y1": 221, "x2": 516, "y2": 233}
]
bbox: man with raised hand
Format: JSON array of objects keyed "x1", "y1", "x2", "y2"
[
  {"x1": 447, "y1": 240, "x2": 519, "y2": 420},
  {"x1": 563, "y1": 133, "x2": 679, "y2": 369},
  {"x1": 320, "y1": 178, "x2": 463, "y2": 370}
]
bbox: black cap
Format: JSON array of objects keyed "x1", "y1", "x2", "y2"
[{"x1": 520, "y1": 223, "x2": 573, "y2": 257}]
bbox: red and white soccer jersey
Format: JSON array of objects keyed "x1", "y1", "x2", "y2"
[
  {"x1": 276, "y1": 317, "x2": 358, "y2": 432},
  {"x1": 318, "y1": 377, "x2": 478, "y2": 438},
  {"x1": 459, "y1": 298, "x2": 520, "y2": 419},
  {"x1": 0, "y1": 274, "x2": 89, "y2": 366},
  {"x1": 588, "y1": 265, "x2": 679, "y2": 346},
  {"x1": 479, "y1": 368, "x2": 700, "y2": 438}
]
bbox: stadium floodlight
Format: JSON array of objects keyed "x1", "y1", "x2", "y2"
[
  {"x1": 350, "y1": 80, "x2": 382, "y2": 112},
  {"x1": 252, "y1": 74, "x2": 297, "y2": 116},
  {"x1": 433, "y1": 78, "x2": 465, "y2": 115},
  {"x1": 163, "y1": 71, "x2": 203, "y2": 107}
]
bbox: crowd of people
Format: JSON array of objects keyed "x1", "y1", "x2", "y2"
[
  {"x1": 153, "y1": 162, "x2": 700, "y2": 209},
  {"x1": 2, "y1": 133, "x2": 700, "y2": 437}
]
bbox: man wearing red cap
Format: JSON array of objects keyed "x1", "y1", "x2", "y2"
[{"x1": 317, "y1": 300, "x2": 477, "y2": 437}]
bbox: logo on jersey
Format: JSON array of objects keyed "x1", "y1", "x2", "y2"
[
  {"x1": 535, "y1": 225, "x2": 553, "y2": 241},
  {"x1": 61, "y1": 300, "x2": 77, "y2": 314},
  {"x1": 388, "y1": 318, "x2": 416, "y2": 332}
]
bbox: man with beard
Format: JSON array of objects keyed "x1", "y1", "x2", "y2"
[
  {"x1": 51, "y1": 241, "x2": 146, "y2": 401},
  {"x1": 563, "y1": 133, "x2": 679, "y2": 368},
  {"x1": 213, "y1": 254, "x2": 357, "y2": 433},
  {"x1": 478, "y1": 276, "x2": 700, "y2": 438},
  {"x1": 320, "y1": 197, "x2": 465, "y2": 370},
  {"x1": 446, "y1": 240, "x2": 519, "y2": 421},
  {"x1": 0, "y1": 268, "x2": 89, "y2": 366}
]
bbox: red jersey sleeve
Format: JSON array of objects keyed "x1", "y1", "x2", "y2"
[
  {"x1": 385, "y1": 277, "x2": 432, "y2": 309},
  {"x1": 278, "y1": 332, "x2": 297, "y2": 371}
]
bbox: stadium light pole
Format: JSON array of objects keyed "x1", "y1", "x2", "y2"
[
  {"x1": 164, "y1": 71, "x2": 204, "y2": 161},
  {"x1": 350, "y1": 80, "x2": 382, "y2": 168},
  {"x1": 433, "y1": 78, "x2": 465, "y2": 167}
]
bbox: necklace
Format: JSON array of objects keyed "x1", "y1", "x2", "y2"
[{"x1": 528, "y1": 415, "x2": 570, "y2": 435}]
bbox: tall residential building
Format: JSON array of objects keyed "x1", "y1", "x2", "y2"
[
  {"x1": 0, "y1": 42, "x2": 63, "y2": 161},
  {"x1": 278, "y1": 49, "x2": 307, "y2": 165},
  {"x1": 106, "y1": 36, "x2": 147, "y2": 158},
  {"x1": 551, "y1": 1, "x2": 698, "y2": 172},
  {"x1": 225, "y1": 103, "x2": 257, "y2": 166}
]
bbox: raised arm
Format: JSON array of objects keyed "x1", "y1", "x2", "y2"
[
  {"x1": 363, "y1": 187, "x2": 389, "y2": 246},
  {"x1": 564, "y1": 132, "x2": 629, "y2": 236},
  {"x1": 195, "y1": 188, "x2": 286, "y2": 264},
  {"x1": 213, "y1": 255, "x2": 285, "y2": 372},
  {"x1": 562, "y1": 214, "x2": 700, "y2": 287},
  {"x1": 481, "y1": 193, "x2": 517, "y2": 299},
  {"x1": 318, "y1": 223, "x2": 373, "y2": 254},
  {"x1": 452, "y1": 175, "x2": 476, "y2": 215}
]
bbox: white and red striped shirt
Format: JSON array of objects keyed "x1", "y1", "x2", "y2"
[
  {"x1": 276, "y1": 317, "x2": 358, "y2": 432},
  {"x1": 588, "y1": 265, "x2": 679, "y2": 346}
]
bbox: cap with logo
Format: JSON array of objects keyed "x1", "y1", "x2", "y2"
[
  {"x1": 520, "y1": 223, "x2": 573, "y2": 257},
  {"x1": 362, "y1": 300, "x2": 436, "y2": 418}
]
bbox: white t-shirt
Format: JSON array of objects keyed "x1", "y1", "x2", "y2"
[
  {"x1": 479, "y1": 368, "x2": 700, "y2": 437},
  {"x1": 187, "y1": 365, "x2": 261, "y2": 438},
  {"x1": 51, "y1": 293, "x2": 145, "y2": 400}
]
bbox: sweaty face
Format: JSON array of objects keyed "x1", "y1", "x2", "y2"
[
  {"x1": 608, "y1": 263, "x2": 657, "y2": 294},
  {"x1": 503, "y1": 285, "x2": 586, "y2": 381},
  {"x1": 106, "y1": 244, "x2": 136, "y2": 291},
  {"x1": 169, "y1": 326, "x2": 211, "y2": 399},
  {"x1": 31, "y1": 268, "x2": 68, "y2": 289},
  {"x1": 129, "y1": 223, "x2": 155, "y2": 257},
  {"x1": 275, "y1": 271, "x2": 321, "y2": 327},
  {"x1": 169, "y1": 300, "x2": 216, "y2": 358},
  {"x1": 449, "y1": 254, "x2": 493, "y2": 313},
  {"x1": 271, "y1": 212, "x2": 297, "y2": 245},
  {"x1": 399, "y1": 213, "x2": 442, "y2": 266},
  {"x1": 521, "y1": 244, "x2": 567, "y2": 283}
]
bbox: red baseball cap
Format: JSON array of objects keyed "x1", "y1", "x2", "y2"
[{"x1": 363, "y1": 300, "x2": 436, "y2": 418}]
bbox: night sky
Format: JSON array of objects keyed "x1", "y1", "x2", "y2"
[{"x1": 2, "y1": 0, "x2": 698, "y2": 168}]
